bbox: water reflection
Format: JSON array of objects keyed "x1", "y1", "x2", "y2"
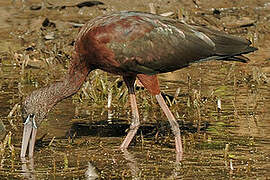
[
  {"x1": 122, "y1": 149, "x2": 140, "y2": 179},
  {"x1": 85, "y1": 162, "x2": 99, "y2": 180},
  {"x1": 21, "y1": 157, "x2": 100, "y2": 180},
  {"x1": 121, "y1": 149, "x2": 186, "y2": 179},
  {"x1": 21, "y1": 158, "x2": 35, "y2": 180}
]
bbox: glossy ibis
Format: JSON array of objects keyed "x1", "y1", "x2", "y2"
[{"x1": 21, "y1": 11, "x2": 257, "y2": 160}]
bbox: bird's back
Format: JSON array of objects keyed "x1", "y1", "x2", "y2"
[{"x1": 75, "y1": 11, "x2": 257, "y2": 75}]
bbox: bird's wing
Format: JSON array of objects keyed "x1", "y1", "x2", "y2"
[
  {"x1": 190, "y1": 24, "x2": 256, "y2": 56},
  {"x1": 105, "y1": 16, "x2": 217, "y2": 74},
  {"x1": 92, "y1": 12, "x2": 254, "y2": 74}
]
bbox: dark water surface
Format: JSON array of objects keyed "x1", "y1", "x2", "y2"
[{"x1": 0, "y1": 0, "x2": 270, "y2": 179}]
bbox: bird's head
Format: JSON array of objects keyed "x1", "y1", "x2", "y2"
[{"x1": 20, "y1": 89, "x2": 50, "y2": 158}]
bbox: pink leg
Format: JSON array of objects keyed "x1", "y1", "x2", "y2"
[
  {"x1": 120, "y1": 93, "x2": 140, "y2": 149},
  {"x1": 120, "y1": 76, "x2": 140, "y2": 149},
  {"x1": 156, "y1": 93, "x2": 183, "y2": 161}
]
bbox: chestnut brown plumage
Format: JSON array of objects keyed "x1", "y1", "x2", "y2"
[{"x1": 21, "y1": 11, "x2": 257, "y2": 161}]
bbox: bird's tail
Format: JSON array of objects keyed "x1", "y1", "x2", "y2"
[
  {"x1": 216, "y1": 46, "x2": 258, "y2": 63},
  {"x1": 193, "y1": 25, "x2": 258, "y2": 63}
]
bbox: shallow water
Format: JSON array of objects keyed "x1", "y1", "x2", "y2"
[{"x1": 0, "y1": 0, "x2": 270, "y2": 179}]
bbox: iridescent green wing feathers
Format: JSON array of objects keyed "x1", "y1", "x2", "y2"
[{"x1": 97, "y1": 12, "x2": 256, "y2": 74}]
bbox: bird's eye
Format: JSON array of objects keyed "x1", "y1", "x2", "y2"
[{"x1": 30, "y1": 114, "x2": 35, "y2": 118}]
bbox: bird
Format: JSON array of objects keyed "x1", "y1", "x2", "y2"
[{"x1": 20, "y1": 11, "x2": 257, "y2": 161}]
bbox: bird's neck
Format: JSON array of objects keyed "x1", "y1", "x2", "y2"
[{"x1": 32, "y1": 54, "x2": 91, "y2": 112}]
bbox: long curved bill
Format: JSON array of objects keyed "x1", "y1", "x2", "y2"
[{"x1": 21, "y1": 115, "x2": 37, "y2": 158}]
